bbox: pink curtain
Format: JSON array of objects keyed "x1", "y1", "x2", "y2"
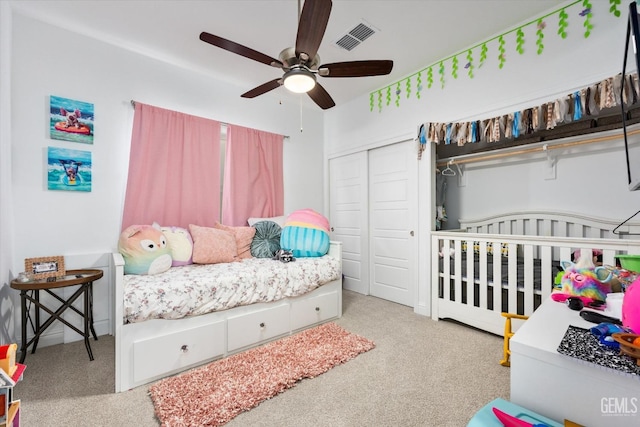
[
  {"x1": 121, "y1": 103, "x2": 221, "y2": 230},
  {"x1": 222, "y1": 125, "x2": 284, "y2": 226}
]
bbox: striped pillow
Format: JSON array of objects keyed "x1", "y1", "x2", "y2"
[
  {"x1": 280, "y1": 209, "x2": 330, "y2": 257},
  {"x1": 280, "y1": 226, "x2": 330, "y2": 258}
]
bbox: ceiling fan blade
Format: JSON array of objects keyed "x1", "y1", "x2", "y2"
[
  {"x1": 318, "y1": 60, "x2": 394, "y2": 77},
  {"x1": 200, "y1": 32, "x2": 283, "y2": 67},
  {"x1": 307, "y1": 82, "x2": 335, "y2": 110},
  {"x1": 295, "y1": 0, "x2": 332, "y2": 62},
  {"x1": 241, "y1": 79, "x2": 282, "y2": 98}
]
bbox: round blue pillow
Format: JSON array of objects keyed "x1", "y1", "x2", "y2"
[{"x1": 250, "y1": 221, "x2": 282, "y2": 258}]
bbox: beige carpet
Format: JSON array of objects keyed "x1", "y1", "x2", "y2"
[{"x1": 14, "y1": 290, "x2": 510, "y2": 426}]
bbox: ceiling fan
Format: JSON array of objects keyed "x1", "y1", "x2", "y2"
[{"x1": 199, "y1": 0, "x2": 393, "y2": 110}]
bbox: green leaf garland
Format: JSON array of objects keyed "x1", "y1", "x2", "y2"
[
  {"x1": 582, "y1": 0, "x2": 593, "y2": 38},
  {"x1": 516, "y1": 27, "x2": 525, "y2": 54},
  {"x1": 479, "y1": 42, "x2": 488, "y2": 67},
  {"x1": 609, "y1": 0, "x2": 621, "y2": 18},
  {"x1": 466, "y1": 49, "x2": 474, "y2": 78},
  {"x1": 369, "y1": 0, "x2": 626, "y2": 112},
  {"x1": 498, "y1": 35, "x2": 506, "y2": 68},
  {"x1": 536, "y1": 19, "x2": 546, "y2": 54},
  {"x1": 558, "y1": 8, "x2": 569, "y2": 39},
  {"x1": 452, "y1": 55, "x2": 459, "y2": 79}
]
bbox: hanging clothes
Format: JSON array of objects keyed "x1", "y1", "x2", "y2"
[{"x1": 435, "y1": 172, "x2": 448, "y2": 230}]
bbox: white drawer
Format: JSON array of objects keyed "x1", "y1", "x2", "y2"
[
  {"x1": 291, "y1": 290, "x2": 339, "y2": 331},
  {"x1": 133, "y1": 321, "x2": 225, "y2": 383},
  {"x1": 227, "y1": 304, "x2": 289, "y2": 352}
]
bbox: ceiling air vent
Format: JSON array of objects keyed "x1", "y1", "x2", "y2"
[{"x1": 334, "y1": 21, "x2": 377, "y2": 52}]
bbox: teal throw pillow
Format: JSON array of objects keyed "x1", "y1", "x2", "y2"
[{"x1": 250, "y1": 221, "x2": 282, "y2": 258}]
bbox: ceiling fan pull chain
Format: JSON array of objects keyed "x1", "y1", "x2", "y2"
[{"x1": 300, "y1": 96, "x2": 304, "y2": 133}]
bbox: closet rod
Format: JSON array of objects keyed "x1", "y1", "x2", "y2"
[
  {"x1": 129, "y1": 100, "x2": 289, "y2": 139},
  {"x1": 436, "y1": 128, "x2": 640, "y2": 167}
]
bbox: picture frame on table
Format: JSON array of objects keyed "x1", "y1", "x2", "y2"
[{"x1": 24, "y1": 256, "x2": 65, "y2": 281}]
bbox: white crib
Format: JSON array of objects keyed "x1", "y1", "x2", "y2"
[{"x1": 431, "y1": 210, "x2": 640, "y2": 336}]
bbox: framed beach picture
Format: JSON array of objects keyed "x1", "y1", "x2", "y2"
[
  {"x1": 49, "y1": 95, "x2": 94, "y2": 144},
  {"x1": 47, "y1": 147, "x2": 92, "y2": 192}
]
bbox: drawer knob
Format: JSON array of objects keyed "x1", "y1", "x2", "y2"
[
  {"x1": 315, "y1": 307, "x2": 320, "y2": 312},
  {"x1": 259, "y1": 322, "x2": 265, "y2": 328},
  {"x1": 180, "y1": 345, "x2": 189, "y2": 353}
]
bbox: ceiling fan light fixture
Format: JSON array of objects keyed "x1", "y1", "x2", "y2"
[{"x1": 283, "y1": 68, "x2": 316, "y2": 93}]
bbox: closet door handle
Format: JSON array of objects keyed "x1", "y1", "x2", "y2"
[
  {"x1": 410, "y1": 230, "x2": 414, "y2": 236},
  {"x1": 331, "y1": 227, "x2": 334, "y2": 232}
]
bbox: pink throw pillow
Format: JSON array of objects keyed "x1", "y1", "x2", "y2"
[
  {"x1": 189, "y1": 224, "x2": 237, "y2": 264},
  {"x1": 214, "y1": 223, "x2": 256, "y2": 259}
]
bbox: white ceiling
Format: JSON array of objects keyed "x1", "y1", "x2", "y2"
[{"x1": 11, "y1": 0, "x2": 566, "y2": 109}]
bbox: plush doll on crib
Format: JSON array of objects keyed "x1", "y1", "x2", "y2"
[
  {"x1": 118, "y1": 224, "x2": 172, "y2": 275},
  {"x1": 555, "y1": 251, "x2": 613, "y2": 302}
]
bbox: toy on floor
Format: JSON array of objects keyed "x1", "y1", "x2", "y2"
[
  {"x1": 0, "y1": 345, "x2": 17, "y2": 377},
  {"x1": 493, "y1": 406, "x2": 551, "y2": 426},
  {"x1": 0, "y1": 343, "x2": 25, "y2": 427},
  {"x1": 468, "y1": 397, "x2": 574, "y2": 427},
  {"x1": 500, "y1": 312, "x2": 529, "y2": 367}
]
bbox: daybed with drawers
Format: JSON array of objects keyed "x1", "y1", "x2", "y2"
[{"x1": 111, "y1": 240, "x2": 343, "y2": 392}]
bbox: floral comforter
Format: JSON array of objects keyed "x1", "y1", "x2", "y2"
[{"x1": 123, "y1": 255, "x2": 341, "y2": 323}]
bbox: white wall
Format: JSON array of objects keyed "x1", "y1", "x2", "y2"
[
  {"x1": 0, "y1": 2, "x2": 15, "y2": 344},
  {"x1": 324, "y1": 1, "x2": 640, "y2": 315},
  {"x1": 4, "y1": 10, "x2": 325, "y2": 345}
]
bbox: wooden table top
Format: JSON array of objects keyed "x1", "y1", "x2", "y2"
[{"x1": 10, "y1": 269, "x2": 103, "y2": 291}]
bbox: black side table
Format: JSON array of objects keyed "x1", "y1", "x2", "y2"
[{"x1": 10, "y1": 268, "x2": 103, "y2": 363}]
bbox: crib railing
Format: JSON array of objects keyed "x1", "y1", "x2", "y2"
[{"x1": 431, "y1": 231, "x2": 640, "y2": 336}]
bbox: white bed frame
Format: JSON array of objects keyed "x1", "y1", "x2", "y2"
[
  {"x1": 431, "y1": 211, "x2": 640, "y2": 336},
  {"x1": 110, "y1": 241, "x2": 343, "y2": 393}
]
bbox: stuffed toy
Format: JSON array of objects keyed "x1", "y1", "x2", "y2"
[
  {"x1": 272, "y1": 249, "x2": 295, "y2": 263},
  {"x1": 159, "y1": 225, "x2": 193, "y2": 267},
  {"x1": 118, "y1": 224, "x2": 172, "y2": 275},
  {"x1": 556, "y1": 252, "x2": 613, "y2": 302}
]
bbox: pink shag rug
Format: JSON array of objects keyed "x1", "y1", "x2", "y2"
[{"x1": 149, "y1": 322, "x2": 375, "y2": 426}]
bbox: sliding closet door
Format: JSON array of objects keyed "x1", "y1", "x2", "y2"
[
  {"x1": 329, "y1": 152, "x2": 369, "y2": 294},
  {"x1": 369, "y1": 140, "x2": 418, "y2": 306}
]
